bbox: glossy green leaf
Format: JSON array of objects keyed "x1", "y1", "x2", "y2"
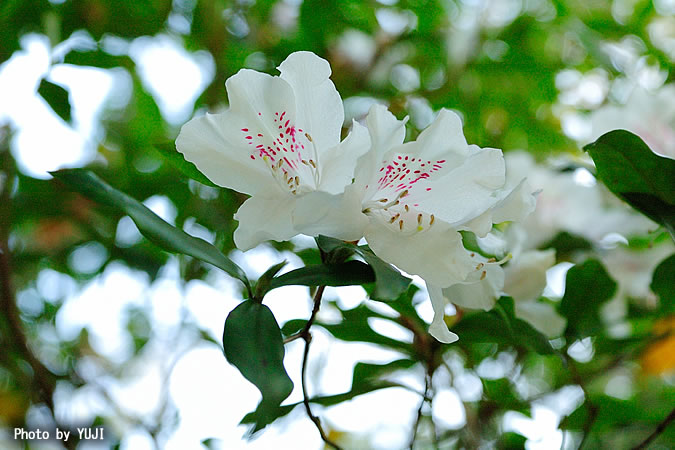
[
  {"x1": 254, "y1": 261, "x2": 288, "y2": 300},
  {"x1": 223, "y1": 300, "x2": 293, "y2": 433},
  {"x1": 50, "y1": 169, "x2": 251, "y2": 293},
  {"x1": 152, "y1": 142, "x2": 220, "y2": 188},
  {"x1": 584, "y1": 130, "x2": 675, "y2": 237},
  {"x1": 317, "y1": 235, "x2": 411, "y2": 300},
  {"x1": 560, "y1": 259, "x2": 617, "y2": 338},
  {"x1": 453, "y1": 298, "x2": 555, "y2": 354},
  {"x1": 38, "y1": 78, "x2": 71, "y2": 124},
  {"x1": 240, "y1": 379, "x2": 400, "y2": 428},
  {"x1": 651, "y1": 254, "x2": 675, "y2": 314},
  {"x1": 268, "y1": 260, "x2": 375, "y2": 291}
]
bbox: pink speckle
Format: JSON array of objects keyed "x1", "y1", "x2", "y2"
[{"x1": 241, "y1": 128, "x2": 249, "y2": 132}]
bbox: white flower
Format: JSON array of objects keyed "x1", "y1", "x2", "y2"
[
  {"x1": 437, "y1": 229, "x2": 566, "y2": 338},
  {"x1": 296, "y1": 105, "x2": 536, "y2": 343},
  {"x1": 176, "y1": 51, "x2": 369, "y2": 250},
  {"x1": 586, "y1": 84, "x2": 675, "y2": 159}
]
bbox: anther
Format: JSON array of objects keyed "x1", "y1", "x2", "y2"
[
  {"x1": 399, "y1": 220, "x2": 404, "y2": 231},
  {"x1": 389, "y1": 213, "x2": 400, "y2": 223},
  {"x1": 305, "y1": 133, "x2": 313, "y2": 142},
  {"x1": 480, "y1": 271, "x2": 487, "y2": 280},
  {"x1": 430, "y1": 214, "x2": 435, "y2": 225},
  {"x1": 476, "y1": 263, "x2": 484, "y2": 270},
  {"x1": 417, "y1": 214, "x2": 423, "y2": 225}
]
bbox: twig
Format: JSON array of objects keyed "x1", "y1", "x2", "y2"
[
  {"x1": 298, "y1": 285, "x2": 343, "y2": 450},
  {"x1": 567, "y1": 359, "x2": 598, "y2": 450},
  {"x1": 631, "y1": 407, "x2": 675, "y2": 450},
  {"x1": 409, "y1": 373, "x2": 433, "y2": 450},
  {"x1": 0, "y1": 143, "x2": 58, "y2": 412}
]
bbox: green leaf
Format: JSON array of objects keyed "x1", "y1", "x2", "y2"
[
  {"x1": 560, "y1": 259, "x2": 617, "y2": 338},
  {"x1": 453, "y1": 298, "x2": 555, "y2": 354},
  {"x1": 152, "y1": 142, "x2": 220, "y2": 188},
  {"x1": 651, "y1": 254, "x2": 675, "y2": 315},
  {"x1": 50, "y1": 169, "x2": 251, "y2": 293},
  {"x1": 584, "y1": 130, "x2": 675, "y2": 236},
  {"x1": 352, "y1": 359, "x2": 417, "y2": 385},
  {"x1": 496, "y1": 431, "x2": 527, "y2": 450},
  {"x1": 222, "y1": 300, "x2": 293, "y2": 433},
  {"x1": 268, "y1": 261, "x2": 375, "y2": 291},
  {"x1": 38, "y1": 78, "x2": 71, "y2": 124},
  {"x1": 316, "y1": 235, "x2": 411, "y2": 300},
  {"x1": 240, "y1": 379, "x2": 399, "y2": 428},
  {"x1": 254, "y1": 261, "x2": 288, "y2": 300}
]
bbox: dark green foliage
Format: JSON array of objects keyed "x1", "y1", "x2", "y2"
[
  {"x1": 585, "y1": 130, "x2": 675, "y2": 236},
  {"x1": 50, "y1": 169, "x2": 251, "y2": 293},
  {"x1": 560, "y1": 259, "x2": 617, "y2": 338},
  {"x1": 37, "y1": 79, "x2": 71, "y2": 124},
  {"x1": 222, "y1": 300, "x2": 293, "y2": 433}
]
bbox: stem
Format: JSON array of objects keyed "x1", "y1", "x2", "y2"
[
  {"x1": 0, "y1": 138, "x2": 57, "y2": 412},
  {"x1": 409, "y1": 373, "x2": 433, "y2": 450},
  {"x1": 567, "y1": 359, "x2": 598, "y2": 450},
  {"x1": 298, "y1": 285, "x2": 343, "y2": 450},
  {"x1": 632, "y1": 407, "x2": 675, "y2": 450}
]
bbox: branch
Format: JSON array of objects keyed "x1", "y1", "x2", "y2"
[
  {"x1": 632, "y1": 407, "x2": 675, "y2": 450},
  {"x1": 409, "y1": 373, "x2": 433, "y2": 449},
  {"x1": 567, "y1": 359, "x2": 598, "y2": 450},
  {"x1": 0, "y1": 139, "x2": 58, "y2": 412},
  {"x1": 298, "y1": 285, "x2": 343, "y2": 450}
]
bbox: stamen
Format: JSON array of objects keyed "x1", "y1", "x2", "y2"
[
  {"x1": 430, "y1": 214, "x2": 435, "y2": 226},
  {"x1": 399, "y1": 220, "x2": 404, "y2": 231},
  {"x1": 389, "y1": 213, "x2": 400, "y2": 223},
  {"x1": 480, "y1": 270, "x2": 487, "y2": 280}
]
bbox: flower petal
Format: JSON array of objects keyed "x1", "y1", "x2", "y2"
[
  {"x1": 515, "y1": 301, "x2": 567, "y2": 338},
  {"x1": 441, "y1": 263, "x2": 504, "y2": 311},
  {"x1": 462, "y1": 179, "x2": 537, "y2": 237},
  {"x1": 364, "y1": 222, "x2": 474, "y2": 287},
  {"x1": 292, "y1": 189, "x2": 368, "y2": 241},
  {"x1": 413, "y1": 148, "x2": 507, "y2": 226},
  {"x1": 355, "y1": 104, "x2": 407, "y2": 192},
  {"x1": 503, "y1": 249, "x2": 555, "y2": 302},
  {"x1": 177, "y1": 68, "x2": 301, "y2": 196},
  {"x1": 317, "y1": 120, "x2": 370, "y2": 194},
  {"x1": 278, "y1": 51, "x2": 343, "y2": 153},
  {"x1": 397, "y1": 108, "x2": 469, "y2": 162},
  {"x1": 427, "y1": 283, "x2": 460, "y2": 344},
  {"x1": 176, "y1": 111, "x2": 276, "y2": 196},
  {"x1": 233, "y1": 195, "x2": 299, "y2": 251}
]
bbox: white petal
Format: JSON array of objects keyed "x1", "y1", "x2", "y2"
[
  {"x1": 317, "y1": 120, "x2": 370, "y2": 194},
  {"x1": 233, "y1": 195, "x2": 299, "y2": 251},
  {"x1": 177, "y1": 68, "x2": 301, "y2": 196},
  {"x1": 398, "y1": 108, "x2": 469, "y2": 162},
  {"x1": 176, "y1": 112, "x2": 276, "y2": 196},
  {"x1": 461, "y1": 180, "x2": 536, "y2": 238},
  {"x1": 354, "y1": 104, "x2": 407, "y2": 192},
  {"x1": 415, "y1": 148, "x2": 506, "y2": 225},
  {"x1": 515, "y1": 301, "x2": 567, "y2": 338},
  {"x1": 503, "y1": 249, "x2": 556, "y2": 302},
  {"x1": 364, "y1": 222, "x2": 474, "y2": 287},
  {"x1": 278, "y1": 51, "x2": 343, "y2": 153},
  {"x1": 441, "y1": 264, "x2": 504, "y2": 311},
  {"x1": 292, "y1": 189, "x2": 368, "y2": 241},
  {"x1": 427, "y1": 283, "x2": 460, "y2": 344}
]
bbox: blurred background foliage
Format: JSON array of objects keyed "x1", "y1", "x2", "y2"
[{"x1": 1, "y1": 0, "x2": 674, "y2": 449}]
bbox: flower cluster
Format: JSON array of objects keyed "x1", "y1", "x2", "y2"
[{"x1": 176, "y1": 52, "x2": 537, "y2": 343}]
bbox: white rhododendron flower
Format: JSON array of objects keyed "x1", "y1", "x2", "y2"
[
  {"x1": 586, "y1": 84, "x2": 675, "y2": 159},
  {"x1": 438, "y1": 228, "x2": 565, "y2": 338},
  {"x1": 296, "y1": 105, "x2": 536, "y2": 343},
  {"x1": 176, "y1": 51, "x2": 369, "y2": 250}
]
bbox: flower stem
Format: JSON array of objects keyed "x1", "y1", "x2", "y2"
[{"x1": 298, "y1": 284, "x2": 343, "y2": 450}]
